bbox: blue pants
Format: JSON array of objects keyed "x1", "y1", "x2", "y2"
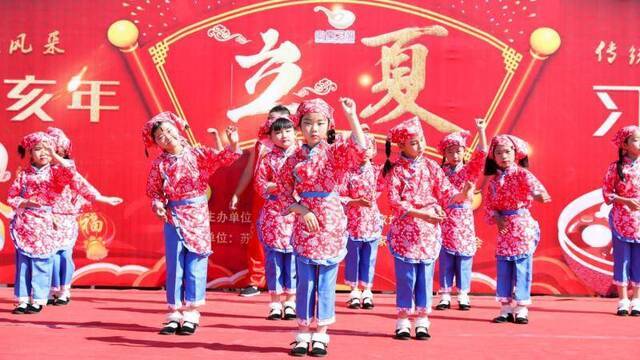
[
  {"x1": 612, "y1": 238, "x2": 640, "y2": 287},
  {"x1": 438, "y1": 249, "x2": 473, "y2": 293},
  {"x1": 344, "y1": 238, "x2": 379, "y2": 288},
  {"x1": 296, "y1": 259, "x2": 339, "y2": 326},
  {"x1": 495, "y1": 256, "x2": 533, "y2": 305},
  {"x1": 51, "y1": 248, "x2": 74, "y2": 296},
  {"x1": 394, "y1": 258, "x2": 435, "y2": 314},
  {"x1": 264, "y1": 247, "x2": 297, "y2": 295},
  {"x1": 14, "y1": 252, "x2": 54, "y2": 305},
  {"x1": 164, "y1": 223, "x2": 208, "y2": 309}
]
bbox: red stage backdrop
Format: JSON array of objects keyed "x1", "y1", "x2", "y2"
[{"x1": 1, "y1": 0, "x2": 640, "y2": 296}]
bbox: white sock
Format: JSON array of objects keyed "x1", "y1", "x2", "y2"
[
  {"x1": 349, "y1": 289, "x2": 362, "y2": 299},
  {"x1": 311, "y1": 332, "x2": 330, "y2": 344},
  {"x1": 269, "y1": 302, "x2": 283, "y2": 311},
  {"x1": 618, "y1": 299, "x2": 631, "y2": 310},
  {"x1": 457, "y1": 292, "x2": 470, "y2": 304},
  {"x1": 283, "y1": 300, "x2": 296, "y2": 310},
  {"x1": 440, "y1": 293, "x2": 451, "y2": 302},
  {"x1": 415, "y1": 317, "x2": 431, "y2": 329},
  {"x1": 500, "y1": 303, "x2": 513, "y2": 316},
  {"x1": 166, "y1": 310, "x2": 182, "y2": 323},
  {"x1": 362, "y1": 289, "x2": 373, "y2": 299},
  {"x1": 182, "y1": 309, "x2": 200, "y2": 324},
  {"x1": 396, "y1": 318, "x2": 411, "y2": 330},
  {"x1": 514, "y1": 305, "x2": 528, "y2": 318}
]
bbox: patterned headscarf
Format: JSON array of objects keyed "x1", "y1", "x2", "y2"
[
  {"x1": 46, "y1": 127, "x2": 72, "y2": 156},
  {"x1": 258, "y1": 113, "x2": 293, "y2": 140},
  {"x1": 387, "y1": 117, "x2": 423, "y2": 144},
  {"x1": 438, "y1": 130, "x2": 470, "y2": 154},
  {"x1": 21, "y1": 132, "x2": 53, "y2": 152},
  {"x1": 142, "y1": 111, "x2": 187, "y2": 149},
  {"x1": 612, "y1": 125, "x2": 640, "y2": 148},
  {"x1": 488, "y1": 134, "x2": 529, "y2": 161},
  {"x1": 293, "y1": 98, "x2": 335, "y2": 130}
]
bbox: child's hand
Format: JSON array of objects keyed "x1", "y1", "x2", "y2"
[
  {"x1": 265, "y1": 183, "x2": 277, "y2": 194},
  {"x1": 496, "y1": 216, "x2": 507, "y2": 235},
  {"x1": 104, "y1": 196, "x2": 124, "y2": 206},
  {"x1": 622, "y1": 197, "x2": 640, "y2": 211},
  {"x1": 301, "y1": 208, "x2": 320, "y2": 233},
  {"x1": 206, "y1": 128, "x2": 219, "y2": 136},
  {"x1": 226, "y1": 125, "x2": 239, "y2": 146},
  {"x1": 533, "y1": 191, "x2": 551, "y2": 203},
  {"x1": 154, "y1": 205, "x2": 168, "y2": 222},
  {"x1": 421, "y1": 206, "x2": 445, "y2": 224},
  {"x1": 475, "y1": 118, "x2": 487, "y2": 131},
  {"x1": 340, "y1": 97, "x2": 357, "y2": 118},
  {"x1": 229, "y1": 194, "x2": 239, "y2": 210},
  {"x1": 475, "y1": 236, "x2": 483, "y2": 249},
  {"x1": 351, "y1": 197, "x2": 372, "y2": 208}
]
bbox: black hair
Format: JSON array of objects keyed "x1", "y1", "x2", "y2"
[
  {"x1": 151, "y1": 121, "x2": 164, "y2": 142},
  {"x1": 617, "y1": 148, "x2": 626, "y2": 182},
  {"x1": 484, "y1": 156, "x2": 529, "y2": 175},
  {"x1": 327, "y1": 129, "x2": 336, "y2": 144},
  {"x1": 268, "y1": 105, "x2": 291, "y2": 116},
  {"x1": 269, "y1": 117, "x2": 294, "y2": 134},
  {"x1": 383, "y1": 140, "x2": 394, "y2": 177},
  {"x1": 17, "y1": 145, "x2": 25, "y2": 159}
]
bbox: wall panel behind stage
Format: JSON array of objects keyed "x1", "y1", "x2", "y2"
[{"x1": 1, "y1": 0, "x2": 639, "y2": 296}]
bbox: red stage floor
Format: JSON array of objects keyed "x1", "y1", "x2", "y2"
[{"x1": 0, "y1": 288, "x2": 637, "y2": 359}]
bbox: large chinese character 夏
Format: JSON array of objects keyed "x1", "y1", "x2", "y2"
[
  {"x1": 67, "y1": 80, "x2": 119, "y2": 123},
  {"x1": 4, "y1": 75, "x2": 56, "y2": 121},
  {"x1": 227, "y1": 28, "x2": 302, "y2": 122},
  {"x1": 361, "y1": 26, "x2": 461, "y2": 133}
]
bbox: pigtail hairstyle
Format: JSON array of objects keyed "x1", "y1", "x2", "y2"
[
  {"x1": 617, "y1": 148, "x2": 626, "y2": 182},
  {"x1": 327, "y1": 129, "x2": 336, "y2": 144},
  {"x1": 518, "y1": 156, "x2": 529, "y2": 169},
  {"x1": 17, "y1": 145, "x2": 26, "y2": 159},
  {"x1": 383, "y1": 140, "x2": 394, "y2": 177}
]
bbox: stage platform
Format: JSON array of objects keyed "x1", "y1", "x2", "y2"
[{"x1": 0, "y1": 288, "x2": 637, "y2": 359}]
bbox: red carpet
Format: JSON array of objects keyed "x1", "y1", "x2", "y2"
[{"x1": 0, "y1": 288, "x2": 637, "y2": 359}]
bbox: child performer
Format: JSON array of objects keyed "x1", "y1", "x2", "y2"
[
  {"x1": 603, "y1": 125, "x2": 640, "y2": 316},
  {"x1": 230, "y1": 105, "x2": 291, "y2": 297},
  {"x1": 145, "y1": 112, "x2": 242, "y2": 335},
  {"x1": 435, "y1": 119, "x2": 487, "y2": 311},
  {"x1": 342, "y1": 124, "x2": 384, "y2": 310},
  {"x1": 46, "y1": 127, "x2": 123, "y2": 305},
  {"x1": 383, "y1": 117, "x2": 472, "y2": 340},
  {"x1": 484, "y1": 134, "x2": 550, "y2": 324},
  {"x1": 254, "y1": 114, "x2": 298, "y2": 320},
  {"x1": 282, "y1": 98, "x2": 367, "y2": 357},
  {"x1": 8, "y1": 132, "x2": 104, "y2": 314}
]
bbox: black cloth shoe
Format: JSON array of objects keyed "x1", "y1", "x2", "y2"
[
  {"x1": 283, "y1": 306, "x2": 296, "y2": 320},
  {"x1": 394, "y1": 328, "x2": 411, "y2": 340},
  {"x1": 12, "y1": 304, "x2": 28, "y2": 315},
  {"x1": 362, "y1": 297, "x2": 374, "y2": 309},
  {"x1": 25, "y1": 304, "x2": 43, "y2": 314},
  {"x1": 631, "y1": 309, "x2": 640, "y2": 317},
  {"x1": 159, "y1": 321, "x2": 181, "y2": 335},
  {"x1": 239, "y1": 286, "x2": 260, "y2": 297},
  {"x1": 515, "y1": 316, "x2": 529, "y2": 324},
  {"x1": 346, "y1": 297, "x2": 361, "y2": 309},
  {"x1": 493, "y1": 313, "x2": 514, "y2": 323},
  {"x1": 54, "y1": 298, "x2": 70, "y2": 306},
  {"x1": 289, "y1": 341, "x2": 309, "y2": 357},
  {"x1": 415, "y1": 327, "x2": 431, "y2": 340},
  {"x1": 309, "y1": 341, "x2": 328, "y2": 357},
  {"x1": 267, "y1": 308, "x2": 282, "y2": 320},
  {"x1": 459, "y1": 303, "x2": 471, "y2": 311},
  {"x1": 176, "y1": 321, "x2": 197, "y2": 335},
  {"x1": 47, "y1": 298, "x2": 57, "y2": 305},
  {"x1": 617, "y1": 309, "x2": 629, "y2": 316},
  {"x1": 435, "y1": 300, "x2": 450, "y2": 310}
]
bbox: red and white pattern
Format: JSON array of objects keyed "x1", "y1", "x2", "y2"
[
  {"x1": 279, "y1": 135, "x2": 366, "y2": 261},
  {"x1": 52, "y1": 173, "x2": 101, "y2": 250},
  {"x1": 386, "y1": 155, "x2": 456, "y2": 262},
  {"x1": 603, "y1": 159, "x2": 640, "y2": 241},
  {"x1": 7, "y1": 164, "x2": 89, "y2": 258},
  {"x1": 146, "y1": 146, "x2": 241, "y2": 255},
  {"x1": 342, "y1": 161, "x2": 383, "y2": 240},
  {"x1": 254, "y1": 145, "x2": 297, "y2": 251},
  {"x1": 441, "y1": 150, "x2": 486, "y2": 256},
  {"x1": 484, "y1": 165, "x2": 547, "y2": 257}
]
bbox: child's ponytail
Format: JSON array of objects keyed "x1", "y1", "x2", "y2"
[
  {"x1": 383, "y1": 140, "x2": 394, "y2": 177},
  {"x1": 327, "y1": 129, "x2": 336, "y2": 144},
  {"x1": 617, "y1": 148, "x2": 626, "y2": 182},
  {"x1": 17, "y1": 145, "x2": 25, "y2": 159}
]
